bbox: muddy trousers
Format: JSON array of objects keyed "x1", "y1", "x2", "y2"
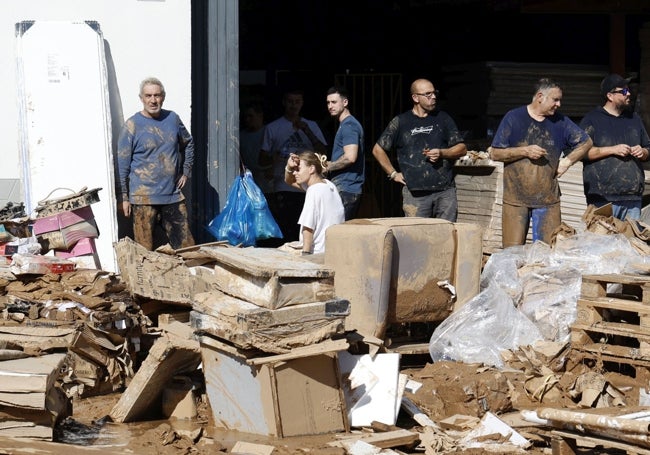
[
  {"x1": 131, "y1": 201, "x2": 195, "y2": 250},
  {"x1": 402, "y1": 186, "x2": 457, "y2": 222},
  {"x1": 501, "y1": 202, "x2": 560, "y2": 248}
]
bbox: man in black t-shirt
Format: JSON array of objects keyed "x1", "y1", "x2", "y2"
[
  {"x1": 580, "y1": 74, "x2": 650, "y2": 221},
  {"x1": 371, "y1": 78, "x2": 466, "y2": 221}
]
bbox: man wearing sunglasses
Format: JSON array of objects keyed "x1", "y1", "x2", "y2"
[
  {"x1": 371, "y1": 78, "x2": 467, "y2": 221},
  {"x1": 580, "y1": 74, "x2": 650, "y2": 221}
]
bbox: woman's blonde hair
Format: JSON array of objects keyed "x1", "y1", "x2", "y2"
[{"x1": 298, "y1": 151, "x2": 328, "y2": 176}]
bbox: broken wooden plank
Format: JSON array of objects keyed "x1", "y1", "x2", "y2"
[
  {"x1": 190, "y1": 293, "x2": 349, "y2": 353},
  {"x1": 158, "y1": 320, "x2": 194, "y2": 340},
  {"x1": 328, "y1": 429, "x2": 420, "y2": 449},
  {"x1": 438, "y1": 414, "x2": 480, "y2": 431},
  {"x1": 109, "y1": 334, "x2": 201, "y2": 423},
  {"x1": 401, "y1": 396, "x2": 440, "y2": 429},
  {"x1": 246, "y1": 338, "x2": 349, "y2": 366}
]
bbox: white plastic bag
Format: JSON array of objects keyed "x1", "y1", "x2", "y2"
[{"x1": 429, "y1": 284, "x2": 543, "y2": 369}]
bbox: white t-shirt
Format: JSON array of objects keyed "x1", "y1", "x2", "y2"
[{"x1": 298, "y1": 180, "x2": 345, "y2": 254}]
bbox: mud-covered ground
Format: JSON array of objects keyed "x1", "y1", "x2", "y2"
[{"x1": 45, "y1": 356, "x2": 629, "y2": 455}]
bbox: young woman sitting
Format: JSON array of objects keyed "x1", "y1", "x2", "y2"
[{"x1": 282, "y1": 150, "x2": 345, "y2": 254}]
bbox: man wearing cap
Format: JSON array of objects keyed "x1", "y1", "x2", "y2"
[{"x1": 580, "y1": 74, "x2": 650, "y2": 221}]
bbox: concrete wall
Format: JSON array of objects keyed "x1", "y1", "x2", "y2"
[{"x1": 0, "y1": 0, "x2": 192, "y2": 204}]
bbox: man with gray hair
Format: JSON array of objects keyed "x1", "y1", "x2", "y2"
[
  {"x1": 488, "y1": 78, "x2": 592, "y2": 248},
  {"x1": 117, "y1": 77, "x2": 195, "y2": 250}
]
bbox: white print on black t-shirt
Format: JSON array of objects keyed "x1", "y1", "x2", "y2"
[{"x1": 410, "y1": 126, "x2": 433, "y2": 135}]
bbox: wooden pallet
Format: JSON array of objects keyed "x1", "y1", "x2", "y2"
[{"x1": 571, "y1": 274, "x2": 650, "y2": 375}]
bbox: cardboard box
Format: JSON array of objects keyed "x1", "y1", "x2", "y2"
[
  {"x1": 32, "y1": 206, "x2": 95, "y2": 235},
  {"x1": 0, "y1": 237, "x2": 42, "y2": 257},
  {"x1": 114, "y1": 237, "x2": 194, "y2": 304},
  {"x1": 114, "y1": 237, "x2": 226, "y2": 304},
  {"x1": 34, "y1": 206, "x2": 98, "y2": 251},
  {"x1": 33, "y1": 188, "x2": 101, "y2": 219},
  {"x1": 325, "y1": 218, "x2": 483, "y2": 338},
  {"x1": 453, "y1": 222, "x2": 484, "y2": 311},
  {"x1": 10, "y1": 254, "x2": 75, "y2": 275},
  {"x1": 54, "y1": 236, "x2": 96, "y2": 257},
  {"x1": 190, "y1": 291, "x2": 350, "y2": 353},
  {"x1": 199, "y1": 246, "x2": 335, "y2": 309},
  {"x1": 188, "y1": 265, "x2": 223, "y2": 294},
  {"x1": 55, "y1": 237, "x2": 101, "y2": 269},
  {"x1": 199, "y1": 334, "x2": 348, "y2": 437}
]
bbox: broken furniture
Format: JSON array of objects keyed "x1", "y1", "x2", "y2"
[
  {"x1": 188, "y1": 246, "x2": 351, "y2": 437},
  {"x1": 198, "y1": 334, "x2": 349, "y2": 437},
  {"x1": 324, "y1": 217, "x2": 483, "y2": 349}
]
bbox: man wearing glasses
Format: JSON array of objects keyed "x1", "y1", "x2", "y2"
[
  {"x1": 488, "y1": 78, "x2": 592, "y2": 248},
  {"x1": 579, "y1": 74, "x2": 650, "y2": 221},
  {"x1": 371, "y1": 78, "x2": 467, "y2": 221}
]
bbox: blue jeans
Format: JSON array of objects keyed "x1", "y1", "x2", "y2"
[
  {"x1": 502, "y1": 202, "x2": 561, "y2": 248},
  {"x1": 592, "y1": 200, "x2": 641, "y2": 221},
  {"x1": 338, "y1": 191, "x2": 361, "y2": 221},
  {"x1": 402, "y1": 187, "x2": 457, "y2": 222}
]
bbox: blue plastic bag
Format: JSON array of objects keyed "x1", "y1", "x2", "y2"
[
  {"x1": 240, "y1": 170, "x2": 283, "y2": 242},
  {"x1": 206, "y1": 170, "x2": 282, "y2": 246}
]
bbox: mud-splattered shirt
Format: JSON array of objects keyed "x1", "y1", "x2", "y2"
[
  {"x1": 580, "y1": 106, "x2": 650, "y2": 204},
  {"x1": 117, "y1": 110, "x2": 194, "y2": 205},
  {"x1": 376, "y1": 110, "x2": 464, "y2": 192},
  {"x1": 491, "y1": 106, "x2": 589, "y2": 207}
]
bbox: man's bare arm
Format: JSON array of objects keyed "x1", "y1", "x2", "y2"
[
  {"x1": 327, "y1": 144, "x2": 358, "y2": 173},
  {"x1": 441, "y1": 142, "x2": 468, "y2": 160},
  {"x1": 372, "y1": 143, "x2": 405, "y2": 184},
  {"x1": 557, "y1": 137, "x2": 593, "y2": 177},
  {"x1": 488, "y1": 144, "x2": 548, "y2": 163},
  {"x1": 564, "y1": 137, "x2": 593, "y2": 164}
]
